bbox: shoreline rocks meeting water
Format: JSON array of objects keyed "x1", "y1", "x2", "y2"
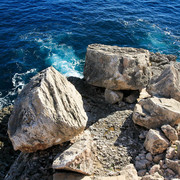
[{"x1": 1, "y1": 44, "x2": 180, "y2": 180}]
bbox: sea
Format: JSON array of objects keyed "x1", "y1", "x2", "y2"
[{"x1": 0, "y1": 0, "x2": 180, "y2": 109}]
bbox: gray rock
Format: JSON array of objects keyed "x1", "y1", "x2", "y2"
[
  {"x1": 135, "y1": 160, "x2": 148, "y2": 170},
  {"x1": 147, "y1": 63, "x2": 180, "y2": 102},
  {"x1": 161, "y1": 124, "x2": 178, "y2": 142},
  {"x1": 84, "y1": 44, "x2": 151, "y2": 90},
  {"x1": 8, "y1": 67, "x2": 87, "y2": 153},
  {"x1": 165, "y1": 158, "x2": 180, "y2": 176},
  {"x1": 104, "y1": 89, "x2": 123, "y2": 104},
  {"x1": 144, "y1": 129, "x2": 170, "y2": 155},
  {"x1": 52, "y1": 130, "x2": 95, "y2": 175},
  {"x1": 146, "y1": 153, "x2": 153, "y2": 162},
  {"x1": 133, "y1": 97, "x2": 180, "y2": 129}
]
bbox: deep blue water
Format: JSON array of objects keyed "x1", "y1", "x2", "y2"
[{"x1": 0, "y1": 0, "x2": 180, "y2": 109}]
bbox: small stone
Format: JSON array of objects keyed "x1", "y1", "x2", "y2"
[
  {"x1": 177, "y1": 141, "x2": 180, "y2": 159},
  {"x1": 144, "y1": 129, "x2": 170, "y2": 155},
  {"x1": 165, "y1": 158, "x2": 180, "y2": 176},
  {"x1": 166, "y1": 147, "x2": 176, "y2": 159},
  {"x1": 146, "y1": 153, "x2": 153, "y2": 162},
  {"x1": 161, "y1": 124, "x2": 178, "y2": 142},
  {"x1": 104, "y1": 89, "x2": 123, "y2": 104},
  {"x1": 138, "y1": 169, "x2": 146, "y2": 176},
  {"x1": 165, "y1": 168, "x2": 175, "y2": 176},
  {"x1": 153, "y1": 154, "x2": 164, "y2": 164},
  {"x1": 135, "y1": 160, "x2": 147, "y2": 170},
  {"x1": 135, "y1": 156, "x2": 140, "y2": 161},
  {"x1": 149, "y1": 164, "x2": 162, "y2": 175}
]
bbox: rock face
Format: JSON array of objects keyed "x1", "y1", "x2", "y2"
[
  {"x1": 52, "y1": 130, "x2": 95, "y2": 175},
  {"x1": 8, "y1": 67, "x2": 87, "y2": 153},
  {"x1": 147, "y1": 63, "x2": 180, "y2": 102},
  {"x1": 84, "y1": 44, "x2": 151, "y2": 90},
  {"x1": 144, "y1": 129, "x2": 170, "y2": 155},
  {"x1": 132, "y1": 97, "x2": 180, "y2": 129}
]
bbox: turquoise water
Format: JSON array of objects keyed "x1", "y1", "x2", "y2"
[{"x1": 0, "y1": 0, "x2": 180, "y2": 108}]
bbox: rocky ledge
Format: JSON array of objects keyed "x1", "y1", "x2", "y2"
[{"x1": 1, "y1": 44, "x2": 180, "y2": 180}]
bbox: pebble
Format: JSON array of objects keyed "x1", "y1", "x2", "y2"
[{"x1": 146, "y1": 153, "x2": 153, "y2": 161}]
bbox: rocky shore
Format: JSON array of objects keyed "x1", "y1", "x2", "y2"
[{"x1": 1, "y1": 44, "x2": 180, "y2": 180}]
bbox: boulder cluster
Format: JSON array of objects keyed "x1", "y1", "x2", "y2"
[{"x1": 4, "y1": 44, "x2": 180, "y2": 180}]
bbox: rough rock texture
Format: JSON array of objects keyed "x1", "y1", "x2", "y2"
[
  {"x1": 147, "y1": 63, "x2": 180, "y2": 102},
  {"x1": 52, "y1": 130, "x2": 95, "y2": 175},
  {"x1": 84, "y1": 44, "x2": 151, "y2": 90},
  {"x1": 5, "y1": 77, "x2": 142, "y2": 180},
  {"x1": 133, "y1": 97, "x2": 180, "y2": 129},
  {"x1": 149, "y1": 52, "x2": 176, "y2": 81},
  {"x1": 165, "y1": 159, "x2": 180, "y2": 176},
  {"x1": 8, "y1": 67, "x2": 87, "y2": 153},
  {"x1": 104, "y1": 89, "x2": 123, "y2": 104},
  {"x1": 161, "y1": 124, "x2": 178, "y2": 142},
  {"x1": 53, "y1": 164, "x2": 138, "y2": 180},
  {"x1": 144, "y1": 129, "x2": 170, "y2": 155}
]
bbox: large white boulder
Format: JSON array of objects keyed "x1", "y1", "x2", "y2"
[
  {"x1": 133, "y1": 97, "x2": 180, "y2": 129},
  {"x1": 8, "y1": 67, "x2": 87, "y2": 153},
  {"x1": 84, "y1": 44, "x2": 151, "y2": 90}
]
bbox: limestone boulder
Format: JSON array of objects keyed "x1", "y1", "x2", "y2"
[
  {"x1": 132, "y1": 97, "x2": 180, "y2": 129},
  {"x1": 8, "y1": 67, "x2": 87, "y2": 153},
  {"x1": 52, "y1": 130, "x2": 95, "y2": 175},
  {"x1": 144, "y1": 129, "x2": 170, "y2": 155},
  {"x1": 147, "y1": 63, "x2": 180, "y2": 102},
  {"x1": 84, "y1": 44, "x2": 151, "y2": 90}
]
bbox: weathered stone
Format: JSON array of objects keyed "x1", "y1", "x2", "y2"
[
  {"x1": 52, "y1": 130, "x2": 95, "y2": 175},
  {"x1": 146, "y1": 153, "x2": 153, "y2": 162},
  {"x1": 84, "y1": 44, "x2": 151, "y2": 90},
  {"x1": 104, "y1": 89, "x2": 123, "y2": 104},
  {"x1": 166, "y1": 147, "x2": 176, "y2": 159},
  {"x1": 153, "y1": 154, "x2": 164, "y2": 164},
  {"x1": 120, "y1": 164, "x2": 139, "y2": 180},
  {"x1": 165, "y1": 158, "x2": 180, "y2": 176},
  {"x1": 124, "y1": 90, "x2": 139, "y2": 104},
  {"x1": 133, "y1": 97, "x2": 180, "y2": 129},
  {"x1": 149, "y1": 52, "x2": 176, "y2": 82},
  {"x1": 149, "y1": 164, "x2": 162, "y2": 175},
  {"x1": 137, "y1": 88, "x2": 151, "y2": 102},
  {"x1": 161, "y1": 124, "x2": 178, "y2": 142},
  {"x1": 144, "y1": 129, "x2": 170, "y2": 155},
  {"x1": 135, "y1": 160, "x2": 148, "y2": 170},
  {"x1": 141, "y1": 172, "x2": 164, "y2": 180},
  {"x1": 8, "y1": 67, "x2": 87, "y2": 153},
  {"x1": 147, "y1": 63, "x2": 180, "y2": 102}
]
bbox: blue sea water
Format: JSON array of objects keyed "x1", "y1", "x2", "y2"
[{"x1": 0, "y1": 0, "x2": 180, "y2": 109}]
